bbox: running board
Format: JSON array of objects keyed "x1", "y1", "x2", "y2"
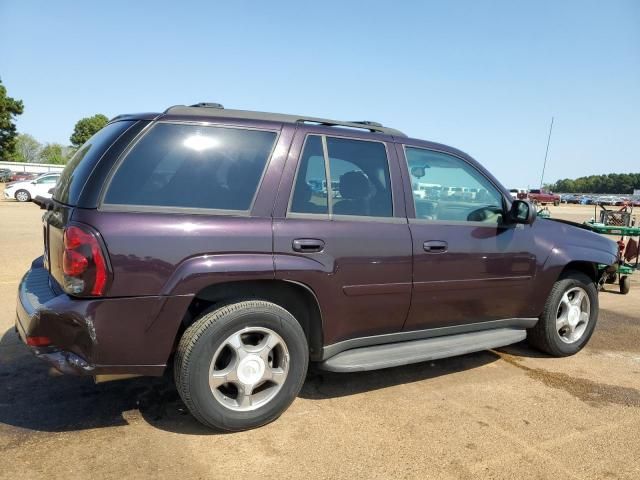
[{"x1": 319, "y1": 328, "x2": 526, "y2": 372}]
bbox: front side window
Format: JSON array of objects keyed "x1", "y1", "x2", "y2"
[
  {"x1": 104, "y1": 123, "x2": 277, "y2": 211},
  {"x1": 404, "y1": 147, "x2": 504, "y2": 223},
  {"x1": 37, "y1": 175, "x2": 59, "y2": 184},
  {"x1": 289, "y1": 135, "x2": 393, "y2": 218}
]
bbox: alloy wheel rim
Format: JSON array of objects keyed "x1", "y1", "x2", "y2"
[
  {"x1": 16, "y1": 191, "x2": 28, "y2": 202},
  {"x1": 209, "y1": 326, "x2": 289, "y2": 412},
  {"x1": 556, "y1": 286, "x2": 590, "y2": 344}
]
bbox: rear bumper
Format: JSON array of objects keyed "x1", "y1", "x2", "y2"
[
  {"x1": 15, "y1": 257, "x2": 96, "y2": 375},
  {"x1": 16, "y1": 257, "x2": 192, "y2": 377}
]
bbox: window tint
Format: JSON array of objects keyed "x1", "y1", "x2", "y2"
[
  {"x1": 290, "y1": 136, "x2": 328, "y2": 215},
  {"x1": 289, "y1": 136, "x2": 393, "y2": 218},
  {"x1": 104, "y1": 123, "x2": 277, "y2": 211},
  {"x1": 54, "y1": 121, "x2": 135, "y2": 205},
  {"x1": 405, "y1": 147, "x2": 504, "y2": 223}
]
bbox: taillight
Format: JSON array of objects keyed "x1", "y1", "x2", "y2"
[
  {"x1": 62, "y1": 225, "x2": 110, "y2": 296},
  {"x1": 26, "y1": 336, "x2": 52, "y2": 347}
]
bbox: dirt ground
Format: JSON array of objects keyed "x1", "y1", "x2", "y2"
[{"x1": 0, "y1": 193, "x2": 638, "y2": 480}]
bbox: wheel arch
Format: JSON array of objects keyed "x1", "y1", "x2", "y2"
[
  {"x1": 559, "y1": 260, "x2": 600, "y2": 283},
  {"x1": 178, "y1": 279, "x2": 324, "y2": 361}
]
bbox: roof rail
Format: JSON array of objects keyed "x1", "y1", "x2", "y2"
[
  {"x1": 351, "y1": 121, "x2": 383, "y2": 128},
  {"x1": 161, "y1": 105, "x2": 406, "y2": 136},
  {"x1": 190, "y1": 102, "x2": 224, "y2": 109}
]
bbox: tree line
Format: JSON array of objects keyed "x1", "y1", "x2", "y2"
[
  {"x1": 548, "y1": 173, "x2": 640, "y2": 194},
  {"x1": 0, "y1": 78, "x2": 108, "y2": 165}
]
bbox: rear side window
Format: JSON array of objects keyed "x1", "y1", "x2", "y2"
[
  {"x1": 289, "y1": 135, "x2": 393, "y2": 218},
  {"x1": 103, "y1": 123, "x2": 277, "y2": 211},
  {"x1": 290, "y1": 136, "x2": 328, "y2": 215},
  {"x1": 327, "y1": 137, "x2": 392, "y2": 217},
  {"x1": 54, "y1": 121, "x2": 134, "y2": 205}
]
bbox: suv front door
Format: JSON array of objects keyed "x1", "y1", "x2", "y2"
[
  {"x1": 273, "y1": 128, "x2": 412, "y2": 352},
  {"x1": 397, "y1": 142, "x2": 538, "y2": 331}
]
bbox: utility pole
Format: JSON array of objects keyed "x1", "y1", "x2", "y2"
[{"x1": 539, "y1": 116, "x2": 554, "y2": 189}]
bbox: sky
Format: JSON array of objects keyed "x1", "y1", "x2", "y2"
[{"x1": 1, "y1": 0, "x2": 638, "y2": 188}]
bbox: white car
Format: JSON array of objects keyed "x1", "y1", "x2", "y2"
[{"x1": 3, "y1": 173, "x2": 60, "y2": 202}]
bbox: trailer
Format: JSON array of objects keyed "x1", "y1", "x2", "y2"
[{"x1": 583, "y1": 204, "x2": 638, "y2": 294}]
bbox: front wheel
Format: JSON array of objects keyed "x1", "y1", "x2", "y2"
[
  {"x1": 528, "y1": 271, "x2": 598, "y2": 356},
  {"x1": 15, "y1": 190, "x2": 31, "y2": 202},
  {"x1": 174, "y1": 300, "x2": 308, "y2": 431}
]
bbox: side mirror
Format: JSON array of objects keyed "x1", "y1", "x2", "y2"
[
  {"x1": 410, "y1": 166, "x2": 427, "y2": 179},
  {"x1": 31, "y1": 181, "x2": 37, "y2": 185},
  {"x1": 509, "y1": 199, "x2": 536, "y2": 224}
]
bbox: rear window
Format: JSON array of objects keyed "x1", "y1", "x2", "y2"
[
  {"x1": 103, "y1": 123, "x2": 277, "y2": 212},
  {"x1": 54, "y1": 121, "x2": 135, "y2": 205}
]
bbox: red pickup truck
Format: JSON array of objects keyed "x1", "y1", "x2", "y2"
[{"x1": 518, "y1": 189, "x2": 561, "y2": 205}]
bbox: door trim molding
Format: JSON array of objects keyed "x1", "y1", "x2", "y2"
[
  {"x1": 320, "y1": 317, "x2": 538, "y2": 360},
  {"x1": 342, "y1": 282, "x2": 412, "y2": 296}
]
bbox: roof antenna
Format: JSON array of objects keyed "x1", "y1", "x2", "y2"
[{"x1": 539, "y1": 116, "x2": 554, "y2": 189}]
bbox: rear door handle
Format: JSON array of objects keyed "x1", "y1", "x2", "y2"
[
  {"x1": 423, "y1": 240, "x2": 448, "y2": 253},
  {"x1": 293, "y1": 238, "x2": 325, "y2": 253}
]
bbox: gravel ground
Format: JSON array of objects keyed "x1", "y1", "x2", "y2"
[{"x1": 0, "y1": 194, "x2": 638, "y2": 480}]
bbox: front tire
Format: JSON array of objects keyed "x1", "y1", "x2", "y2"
[
  {"x1": 15, "y1": 189, "x2": 31, "y2": 202},
  {"x1": 174, "y1": 300, "x2": 308, "y2": 431},
  {"x1": 528, "y1": 271, "x2": 598, "y2": 356}
]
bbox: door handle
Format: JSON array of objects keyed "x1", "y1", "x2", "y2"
[
  {"x1": 293, "y1": 238, "x2": 325, "y2": 253},
  {"x1": 423, "y1": 240, "x2": 448, "y2": 253}
]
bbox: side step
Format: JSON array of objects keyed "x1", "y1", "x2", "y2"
[{"x1": 319, "y1": 328, "x2": 526, "y2": 372}]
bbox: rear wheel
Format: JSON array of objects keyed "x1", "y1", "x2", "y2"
[
  {"x1": 174, "y1": 300, "x2": 308, "y2": 431},
  {"x1": 528, "y1": 271, "x2": 598, "y2": 356},
  {"x1": 620, "y1": 276, "x2": 630, "y2": 295},
  {"x1": 553, "y1": 200, "x2": 560, "y2": 206},
  {"x1": 15, "y1": 190, "x2": 30, "y2": 202}
]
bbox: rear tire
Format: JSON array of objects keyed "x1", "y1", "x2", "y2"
[
  {"x1": 527, "y1": 271, "x2": 598, "y2": 356},
  {"x1": 15, "y1": 190, "x2": 31, "y2": 202},
  {"x1": 553, "y1": 200, "x2": 560, "y2": 206},
  {"x1": 620, "y1": 276, "x2": 630, "y2": 295},
  {"x1": 174, "y1": 300, "x2": 308, "y2": 431}
]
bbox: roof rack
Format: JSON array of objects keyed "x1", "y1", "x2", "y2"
[{"x1": 162, "y1": 104, "x2": 406, "y2": 136}]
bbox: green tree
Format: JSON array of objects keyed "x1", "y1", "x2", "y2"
[
  {"x1": 549, "y1": 172, "x2": 640, "y2": 194},
  {"x1": 70, "y1": 114, "x2": 108, "y2": 148},
  {"x1": 0, "y1": 78, "x2": 24, "y2": 160},
  {"x1": 40, "y1": 143, "x2": 68, "y2": 165},
  {"x1": 13, "y1": 133, "x2": 41, "y2": 163}
]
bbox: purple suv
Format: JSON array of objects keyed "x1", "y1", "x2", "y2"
[{"x1": 16, "y1": 103, "x2": 618, "y2": 430}]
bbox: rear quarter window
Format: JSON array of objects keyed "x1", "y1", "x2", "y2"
[
  {"x1": 54, "y1": 121, "x2": 135, "y2": 205},
  {"x1": 103, "y1": 123, "x2": 277, "y2": 212}
]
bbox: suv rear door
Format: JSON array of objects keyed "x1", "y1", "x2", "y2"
[
  {"x1": 272, "y1": 126, "x2": 412, "y2": 350},
  {"x1": 396, "y1": 141, "x2": 538, "y2": 331}
]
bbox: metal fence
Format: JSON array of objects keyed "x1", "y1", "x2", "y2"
[{"x1": 0, "y1": 161, "x2": 64, "y2": 174}]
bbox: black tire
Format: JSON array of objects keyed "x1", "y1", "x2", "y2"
[
  {"x1": 174, "y1": 300, "x2": 308, "y2": 431},
  {"x1": 620, "y1": 276, "x2": 630, "y2": 295},
  {"x1": 553, "y1": 200, "x2": 560, "y2": 206},
  {"x1": 15, "y1": 189, "x2": 31, "y2": 202},
  {"x1": 527, "y1": 271, "x2": 598, "y2": 357}
]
